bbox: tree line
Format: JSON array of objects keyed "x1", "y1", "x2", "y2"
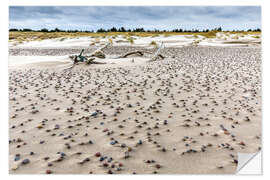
[{"x1": 9, "y1": 27, "x2": 261, "y2": 33}]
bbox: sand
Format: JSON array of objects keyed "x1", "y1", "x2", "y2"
[{"x1": 9, "y1": 43, "x2": 261, "y2": 174}]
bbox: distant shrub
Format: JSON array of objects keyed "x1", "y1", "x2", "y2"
[
  {"x1": 22, "y1": 28, "x2": 32, "y2": 32},
  {"x1": 150, "y1": 41, "x2": 157, "y2": 47},
  {"x1": 253, "y1": 35, "x2": 260, "y2": 39},
  {"x1": 9, "y1": 28, "x2": 19, "y2": 31},
  {"x1": 127, "y1": 37, "x2": 134, "y2": 44},
  {"x1": 40, "y1": 28, "x2": 49, "y2": 32}
]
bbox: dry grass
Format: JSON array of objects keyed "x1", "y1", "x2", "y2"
[
  {"x1": 185, "y1": 35, "x2": 193, "y2": 39},
  {"x1": 126, "y1": 37, "x2": 134, "y2": 44},
  {"x1": 164, "y1": 34, "x2": 171, "y2": 37},
  {"x1": 108, "y1": 38, "x2": 113, "y2": 44},
  {"x1": 200, "y1": 31, "x2": 217, "y2": 38},
  {"x1": 253, "y1": 35, "x2": 261, "y2": 39},
  {"x1": 9, "y1": 31, "x2": 261, "y2": 43},
  {"x1": 232, "y1": 35, "x2": 240, "y2": 40},
  {"x1": 225, "y1": 31, "x2": 261, "y2": 35},
  {"x1": 149, "y1": 41, "x2": 157, "y2": 47},
  {"x1": 151, "y1": 34, "x2": 160, "y2": 38}
]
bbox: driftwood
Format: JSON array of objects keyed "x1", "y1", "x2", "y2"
[
  {"x1": 156, "y1": 54, "x2": 165, "y2": 59},
  {"x1": 117, "y1": 42, "x2": 165, "y2": 61},
  {"x1": 69, "y1": 43, "x2": 109, "y2": 61},
  {"x1": 148, "y1": 42, "x2": 165, "y2": 62},
  {"x1": 63, "y1": 42, "x2": 165, "y2": 71},
  {"x1": 89, "y1": 51, "x2": 105, "y2": 59},
  {"x1": 88, "y1": 61, "x2": 106, "y2": 64},
  {"x1": 65, "y1": 43, "x2": 110, "y2": 70},
  {"x1": 88, "y1": 43, "x2": 109, "y2": 59},
  {"x1": 118, "y1": 51, "x2": 144, "y2": 58},
  {"x1": 116, "y1": 46, "x2": 165, "y2": 60},
  {"x1": 85, "y1": 57, "x2": 106, "y2": 65},
  {"x1": 85, "y1": 57, "x2": 96, "y2": 64}
]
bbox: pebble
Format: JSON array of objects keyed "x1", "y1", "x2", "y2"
[
  {"x1": 108, "y1": 169, "x2": 113, "y2": 174},
  {"x1": 14, "y1": 154, "x2": 20, "y2": 161},
  {"x1": 46, "y1": 169, "x2": 52, "y2": 174},
  {"x1": 48, "y1": 163, "x2": 53, "y2": 167},
  {"x1": 99, "y1": 157, "x2": 105, "y2": 161},
  {"x1": 110, "y1": 140, "x2": 117, "y2": 145},
  {"x1": 121, "y1": 143, "x2": 126, "y2": 148},
  {"x1": 21, "y1": 159, "x2": 30, "y2": 165},
  {"x1": 91, "y1": 112, "x2": 98, "y2": 116}
]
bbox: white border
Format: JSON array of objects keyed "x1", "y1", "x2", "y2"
[
  {"x1": 237, "y1": 151, "x2": 262, "y2": 174},
  {"x1": 8, "y1": 0, "x2": 262, "y2": 6},
  {"x1": 1, "y1": 0, "x2": 270, "y2": 180},
  {"x1": 0, "y1": 0, "x2": 9, "y2": 177}
]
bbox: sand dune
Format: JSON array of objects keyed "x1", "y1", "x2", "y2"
[{"x1": 9, "y1": 33, "x2": 261, "y2": 49}]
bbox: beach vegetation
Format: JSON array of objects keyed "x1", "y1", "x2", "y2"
[
  {"x1": 108, "y1": 38, "x2": 113, "y2": 44},
  {"x1": 9, "y1": 27, "x2": 261, "y2": 43},
  {"x1": 150, "y1": 41, "x2": 158, "y2": 47},
  {"x1": 127, "y1": 37, "x2": 134, "y2": 44}
]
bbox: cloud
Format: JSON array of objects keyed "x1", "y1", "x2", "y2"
[{"x1": 9, "y1": 6, "x2": 261, "y2": 31}]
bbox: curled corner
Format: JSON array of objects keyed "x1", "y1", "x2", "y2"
[{"x1": 236, "y1": 151, "x2": 262, "y2": 175}]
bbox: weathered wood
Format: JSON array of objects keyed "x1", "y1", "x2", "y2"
[
  {"x1": 148, "y1": 42, "x2": 165, "y2": 62},
  {"x1": 88, "y1": 43, "x2": 109, "y2": 59},
  {"x1": 118, "y1": 51, "x2": 144, "y2": 58},
  {"x1": 64, "y1": 42, "x2": 166, "y2": 71},
  {"x1": 89, "y1": 61, "x2": 106, "y2": 64},
  {"x1": 85, "y1": 57, "x2": 107, "y2": 65},
  {"x1": 157, "y1": 54, "x2": 165, "y2": 59},
  {"x1": 85, "y1": 57, "x2": 96, "y2": 64},
  {"x1": 90, "y1": 51, "x2": 105, "y2": 58},
  {"x1": 65, "y1": 43, "x2": 109, "y2": 70}
]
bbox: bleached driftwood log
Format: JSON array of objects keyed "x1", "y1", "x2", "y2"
[
  {"x1": 118, "y1": 51, "x2": 144, "y2": 58},
  {"x1": 148, "y1": 42, "x2": 165, "y2": 62},
  {"x1": 88, "y1": 43, "x2": 110, "y2": 59},
  {"x1": 117, "y1": 47, "x2": 166, "y2": 60},
  {"x1": 64, "y1": 44, "x2": 110, "y2": 71},
  {"x1": 85, "y1": 57, "x2": 96, "y2": 64},
  {"x1": 85, "y1": 57, "x2": 106, "y2": 65}
]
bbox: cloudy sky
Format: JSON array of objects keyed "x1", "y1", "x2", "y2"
[{"x1": 9, "y1": 6, "x2": 261, "y2": 31}]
